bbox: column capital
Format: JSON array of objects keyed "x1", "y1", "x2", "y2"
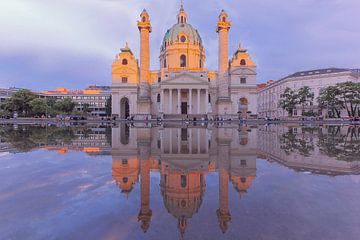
[
  {"x1": 138, "y1": 9, "x2": 152, "y2": 32},
  {"x1": 216, "y1": 10, "x2": 231, "y2": 32}
]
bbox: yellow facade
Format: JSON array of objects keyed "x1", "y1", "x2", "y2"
[
  {"x1": 111, "y1": 5, "x2": 258, "y2": 119},
  {"x1": 112, "y1": 43, "x2": 139, "y2": 85}
]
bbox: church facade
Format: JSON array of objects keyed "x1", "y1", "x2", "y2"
[{"x1": 111, "y1": 6, "x2": 257, "y2": 120}]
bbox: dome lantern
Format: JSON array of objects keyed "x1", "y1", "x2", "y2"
[{"x1": 177, "y1": 4, "x2": 187, "y2": 24}]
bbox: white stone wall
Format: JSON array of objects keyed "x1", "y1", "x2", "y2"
[{"x1": 257, "y1": 70, "x2": 359, "y2": 119}]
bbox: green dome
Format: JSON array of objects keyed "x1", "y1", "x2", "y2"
[{"x1": 162, "y1": 23, "x2": 203, "y2": 47}]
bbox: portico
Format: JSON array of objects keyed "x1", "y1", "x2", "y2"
[{"x1": 160, "y1": 87, "x2": 209, "y2": 116}]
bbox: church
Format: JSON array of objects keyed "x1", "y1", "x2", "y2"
[{"x1": 111, "y1": 5, "x2": 257, "y2": 120}]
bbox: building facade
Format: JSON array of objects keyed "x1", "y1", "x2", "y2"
[
  {"x1": 257, "y1": 68, "x2": 360, "y2": 119},
  {"x1": 0, "y1": 88, "x2": 23, "y2": 104},
  {"x1": 40, "y1": 86, "x2": 111, "y2": 116},
  {"x1": 111, "y1": 6, "x2": 258, "y2": 120}
]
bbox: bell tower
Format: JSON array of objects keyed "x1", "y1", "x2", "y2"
[{"x1": 137, "y1": 9, "x2": 152, "y2": 119}]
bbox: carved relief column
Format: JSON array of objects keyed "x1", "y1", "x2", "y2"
[
  {"x1": 137, "y1": 128, "x2": 152, "y2": 233},
  {"x1": 137, "y1": 9, "x2": 152, "y2": 118},
  {"x1": 216, "y1": 10, "x2": 232, "y2": 116}
]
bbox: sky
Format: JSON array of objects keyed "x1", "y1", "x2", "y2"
[{"x1": 0, "y1": 0, "x2": 359, "y2": 90}]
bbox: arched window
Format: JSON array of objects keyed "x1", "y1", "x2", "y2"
[
  {"x1": 122, "y1": 59, "x2": 128, "y2": 65},
  {"x1": 123, "y1": 177, "x2": 128, "y2": 183},
  {"x1": 181, "y1": 175, "x2": 187, "y2": 188},
  {"x1": 222, "y1": 16, "x2": 226, "y2": 22},
  {"x1": 157, "y1": 94, "x2": 161, "y2": 103},
  {"x1": 142, "y1": 16, "x2": 146, "y2": 22},
  {"x1": 208, "y1": 94, "x2": 211, "y2": 103},
  {"x1": 181, "y1": 16, "x2": 184, "y2": 23},
  {"x1": 240, "y1": 59, "x2": 246, "y2": 66},
  {"x1": 200, "y1": 59, "x2": 202, "y2": 68},
  {"x1": 180, "y1": 55, "x2": 186, "y2": 68},
  {"x1": 163, "y1": 58, "x2": 167, "y2": 68}
]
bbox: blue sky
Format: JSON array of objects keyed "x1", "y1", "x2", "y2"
[{"x1": 0, "y1": 0, "x2": 359, "y2": 90}]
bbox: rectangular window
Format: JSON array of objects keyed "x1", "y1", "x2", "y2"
[
  {"x1": 122, "y1": 77, "x2": 128, "y2": 83},
  {"x1": 240, "y1": 77, "x2": 246, "y2": 84}
]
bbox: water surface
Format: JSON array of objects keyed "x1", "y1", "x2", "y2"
[{"x1": 0, "y1": 124, "x2": 359, "y2": 240}]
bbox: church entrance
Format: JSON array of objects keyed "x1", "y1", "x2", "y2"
[
  {"x1": 181, "y1": 102, "x2": 188, "y2": 115},
  {"x1": 120, "y1": 97, "x2": 130, "y2": 119}
]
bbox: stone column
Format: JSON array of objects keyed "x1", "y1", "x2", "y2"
[
  {"x1": 137, "y1": 9, "x2": 152, "y2": 117},
  {"x1": 178, "y1": 89, "x2": 181, "y2": 114},
  {"x1": 169, "y1": 128, "x2": 173, "y2": 154},
  {"x1": 169, "y1": 89, "x2": 173, "y2": 114},
  {"x1": 177, "y1": 129, "x2": 181, "y2": 153},
  {"x1": 216, "y1": 128, "x2": 232, "y2": 233},
  {"x1": 189, "y1": 89, "x2": 192, "y2": 114},
  {"x1": 205, "y1": 89, "x2": 209, "y2": 114},
  {"x1": 160, "y1": 89, "x2": 164, "y2": 113},
  {"x1": 137, "y1": 129, "x2": 152, "y2": 233},
  {"x1": 197, "y1": 89, "x2": 201, "y2": 114}
]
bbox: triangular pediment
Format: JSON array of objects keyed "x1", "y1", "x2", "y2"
[
  {"x1": 161, "y1": 72, "x2": 209, "y2": 85},
  {"x1": 230, "y1": 67, "x2": 256, "y2": 76}
]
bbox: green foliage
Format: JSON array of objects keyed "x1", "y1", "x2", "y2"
[
  {"x1": 3, "y1": 90, "x2": 36, "y2": 116},
  {"x1": 279, "y1": 87, "x2": 315, "y2": 117},
  {"x1": 317, "y1": 126, "x2": 360, "y2": 161},
  {"x1": 54, "y1": 98, "x2": 76, "y2": 113},
  {"x1": 0, "y1": 125, "x2": 77, "y2": 152},
  {"x1": 29, "y1": 98, "x2": 48, "y2": 116},
  {"x1": 318, "y1": 81, "x2": 360, "y2": 118},
  {"x1": 279, "y1": 127, "x2": 315, "y2": 157},
  {"x1": 279, "y1": 87, "x2": 298, "y2": 116},
  {"x1": 297, "y1": 86, "x2": 314, "y2": 115},
  {"x1": 318, "y1": 86, "x2": 342, "y2": 118}
]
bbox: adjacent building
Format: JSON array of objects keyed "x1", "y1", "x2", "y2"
[
  {"x1": 111, "y1": 5, "x2": 258, "y2": 120},
  {"x1": 39, "y1": 86, "x2": 111, "y2": 116},
  {"x1": 257, "y1": 68, "x2": 360, "y2": 119},
  {"x1": 0, "y1": 87, "x2": 23, "y2": 104}
]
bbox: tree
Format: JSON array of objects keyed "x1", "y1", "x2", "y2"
[
  {"x1": 337, "y1": 82, "x2": 360, "y2": 118},
  {"x1": 297, "y1": 86, "x2": 314, "y2": 116},
  {"x1": 105, "y1": 96, "x2": 112, "y2": 116},
  {"x1": 3, "y1": 90, "x2": 36, "y2": 116},
  {"x1": 29, "y1": 98, "x2": 48, "y2": 116},
  {"x1": 54, "y1": 98, "x2": 76, "y2": 114},
  {"x1": 279, "y1": 87, "x2": 298, "y2": 116},
  {"x1": 318, "y1": 86, "x2": 343, "y2": 118},
  {"x1": 318, "y1": 82, "x2": 360, "y2": 118}
]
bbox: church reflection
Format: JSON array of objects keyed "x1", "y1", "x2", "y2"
[
  {"x1": 0, "y1": 123, "x2": 358, "y2": 236},
  {"x1": 111, "y1": 124, "x2": 258, "y2": 235}
]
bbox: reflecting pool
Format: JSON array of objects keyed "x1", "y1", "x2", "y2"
[{"x1": 0, "y1": 124, "x2": 359, "y2": 240}]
